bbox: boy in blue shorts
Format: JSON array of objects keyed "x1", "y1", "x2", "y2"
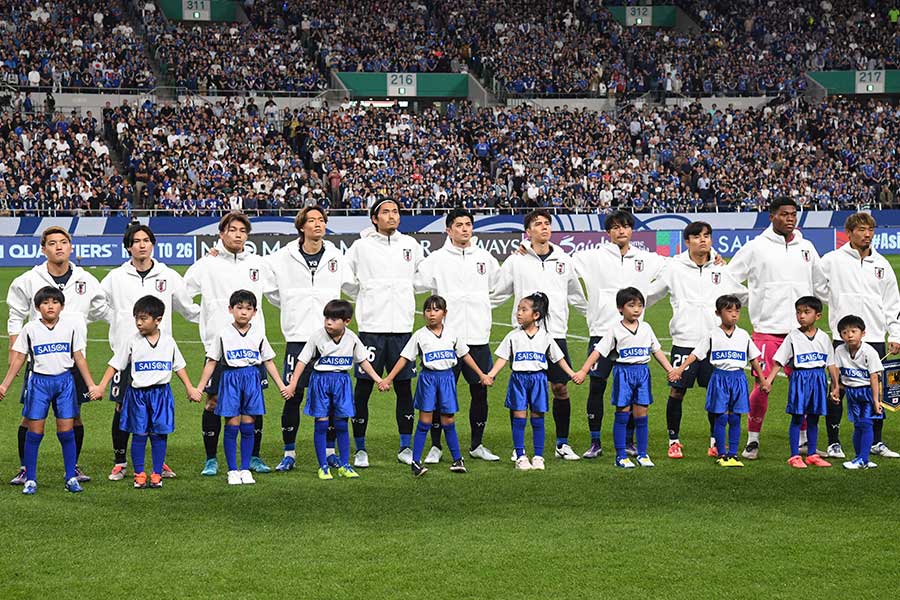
[
  {"x1": 284, "y1": 299, "x2": 383, "y2": 480},
  {"x1": 197, "y1": 290, "x2": 288, "y2": 485},
  {"x1": 832, "y1": 315, "x2": 884, "y2": 470},
  {"x1": 90, "y1": 296, "x2": 202, "y2": 488},
  {"x1": 0, "y1": 286, "x2": 97, "y2": 494}
]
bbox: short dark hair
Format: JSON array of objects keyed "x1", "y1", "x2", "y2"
[
  {"x1": 34, "y1": 286, "x2": 65, "y2": 308},
  {"x1": 423, "y1": 295, "x2": 447, "y2": 312},
  {"x1": 323, "y1": 299, "x2": 353, "y2": 321},
  {"x1": 229, "y1": 289, "x2": 257, "y2": 308},
  {"x1": 445, "y1": 207, "x2": 474, "y2": 229},
  {"x1": 837, "y1": 314, "x2": 866, "y2": 333},
  {"x1": 604, "y1": 210, "x2": 635, "y2": 232},
  {"x1": 524, "y1": 209, "x2": 552, "y2": 230},
  {"x1": 133, "y1": 295, "x2": 165, "y2": 319},
  {"x1": 715, "y1": 294, "x2": 742, "y2": 312},
  {"x1": 123, "y1": 224, "x2": 156, "y2": 248},
  {"x1": 769, "y1": 197, "x2": 798, "y2": 214},
  {"x1": 521, "y1": 292, "x2": 549, "y2": 325},
  {"x1": 795, "y1": 296, "x2": 823, "y2": 313},
  {"x1": 683, "y1": 221, "x2": 712, "y2": 239},
  {"x1": 616, "y1": 287, "x2": 644, "y2": 308},
  {"x1": 219, "y1": 211, "x2": 252, "y2": 233}
]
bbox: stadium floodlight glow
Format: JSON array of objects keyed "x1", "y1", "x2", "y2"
[
  {"x1": 867, "y1": 84, "x2": 874, "y2": 92},
  {"x1": 635, "y1": 17, "x2": 643, "y2": 25},
  {"x1": 193, "y1": 11, "x2": 200, "y2": 18}
]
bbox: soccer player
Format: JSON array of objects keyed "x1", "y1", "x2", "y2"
[
  {"x1": 0, "y1": 287, "x2": 97, "y2": 494},
  {"x1": 265, "y1": 206, "x2": 352, "y2": 472},
  {"x1": 572, "y1": 210, "x2": 666, "y2": 458},
  {"x1": 670, "y1": 295, "x2": 768, "y2": 467},
  {"x1": 645, "y1": 221, "x2": 746, "y2": 458},
  {"x1": 832, "y1": 315, "x2": 884, "y2": 470},
  {"x1": 492, "y1": 209, "x2": 588, "y2": 462},
  {"x1": 577, "y1": 287, "x2": 674, "y2": 469},
  {"x1": 184, "y1": 212, "x2": 276, "y2": 476},
  {"x1": 415, "y1": 208, "x2": 501, "y2": 463},
  {"x1": 90, "y1": 296, "x2": 202, "y2": 489},
  {"x1": 101, "y1": 224, "x2": 200, "y2": 481},
  {"x1": 344, "y1": 198, "x2": 423, "y2": 467},
  {"x1": 284, "y1": 300, "x2": 382, "y2": 480},
  {"x1": 763, "y1": 297, "x2": 837, "y2": 468},
  {"x1": 380, "y1": 295, "x2": 491, "y2": 477},
  {"x1": 814, "y1": 212, "x2": 900, "y2": 459},
  {"x1": 485, "y1": 293, "x2": 582, "y2": 471},
  {"x1": 196, "y1": 290, "x2": 288, "y2": 485},
  {"x1": 6, "y1": 226, "x2": 108, "y2": 485},
  {"x1": 727, "y1": 197, "x2": 819, "y2": 460}
]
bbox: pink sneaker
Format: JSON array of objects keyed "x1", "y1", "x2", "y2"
[
  {"x1": 787, "y1": 455, "x2": 807, "y2": 469},
  {"x1": 805, "y1": 454, "x2": 832, "y2": 468}
]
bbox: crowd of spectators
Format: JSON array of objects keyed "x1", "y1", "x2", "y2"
[{"x1": 0, "y1": 0, "x2": 157, "y2": 91}]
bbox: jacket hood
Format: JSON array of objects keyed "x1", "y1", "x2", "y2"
[
  {"x1": 441, "y1": 235, "x2": 480, "y2": 255},
  {"x1": 215, "y1": 239, "x2": 250, "y2": 260},
  {"x1": 360, "y1": 226, "x2": 403, "y2": 243},
  {"x1": 761, "y1": 224, "x2": 805, "y2": 246}
]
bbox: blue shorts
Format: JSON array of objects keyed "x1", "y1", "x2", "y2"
[
  {"x1": 414, "y1": 369, "x2": 459, "y2": 414},
  {"x1": 356, "y1": 332, "x2": 416, "y2": 381},
  {"x1": 21, "y1": 362, "x2": 88, "y2": 409},
  {"x1": 120, "y1": 384, "x2": 175, "y2": 434},
  {"x1": 205, "y1": 362, "x2": 268, "y2": 396},
  {"x1": 785, "y1": 368, "x2": 827, "y2": 416},
  {"x1": 454, "y1": 344, "x2": 493, "y2": 385},
  {"x1": 611, "y1": 363, "x2": 652, "y2": 407},
  {"x1": 284, "y1": 342, "x2": 312, "y2": 389},
  {"x1": 22, "y1": 371, "x2": 78, "y2": 421},
  {"x1": 215, "y1": 366, "x2": 266, "y2": 417},
  {"x1": 505, "y1": 371, "x2": 549, "y2": 413},
  {"x1": 705, "y1": 369, "x2": 749, "y2": 414},
  {"x1": 305, "y1": 370, "x2": 354, "y2": 418},
  {"x1": 846, "y1": 385, "x2": 883, "y2": 423}
]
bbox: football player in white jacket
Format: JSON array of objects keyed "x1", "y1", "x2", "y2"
[
  {"x1": 416, "y1": 208, "x2": 502, "y2": 463},
  {"x1": 344, "y1": 198, "x2": 424, "y2": 468},
  {"x1": 100, "y1": 224, "x2": 200, "y2": 481},
  {"x1": 6, "y1": 226, "x2": 108, "y2": 485},
  {"x1": 814, "y1": 212, "x2": 900, "y2": 459},
  {"x1": 184, "y1": 212, "x2": 276, "y2": 476}
]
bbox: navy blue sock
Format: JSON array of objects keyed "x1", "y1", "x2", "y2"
[
  {"x1": 413, "y1": 420, "x2": 430, "y2": 462},
  {"x1": 334, "y1": 418, "x2": 351, "y2": 467},
  {"x1": 634, "y1": 415, "x2": 649, "y2": 456},
  {"x1": 57, "y1": 429, "x2": 77, "y2": 481},
  {"x1": 858, "y1": 419, "x2": 873, "y2": 463},
  {"x1": 613, "y1": 412, "x2": 629, "y2": 459},
  {"x1": 131, "y1": 434, "x2": 148, "y2": 473},
  {"x1": 314, "y1": 420, "x2": 328, "y2": 469},
  {"x1": 807, "y1": 415, "x2": 820, "y2": 455},
  {"x1": 150, "y1": 434, "x2": 167, "y2": 475},
  {"x1": 444, "y1": 422, "x2": 462, "y2": 461},
  {"x1": 530, "y1": 416, "x2": 545, "y2": 458},
  {"x1": 789, "y1": 414, "x2": 803, "y2": 456},
  {"x1": 24, "y1": 431, "x2": 43, "y2": 482},
  {"x1": 223, "y1": 425, "x2": 239, "y2": 471},
  {"x1": 512, "y1": 416, "x2": 526, "y2": 457},
  {"x1": 714, "y1": 413, "x2": 727, "y2": 456},
  {"x1": 727, "y1": 413, "x2": 742, "y2": 456}
]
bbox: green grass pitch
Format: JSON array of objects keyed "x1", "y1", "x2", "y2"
[{"x1": 2, "y1": 258, "x2": 900, "y2": 599}]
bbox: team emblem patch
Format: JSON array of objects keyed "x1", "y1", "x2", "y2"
[
  {"x1": 634, "y1": 259, "x2": 644, "y2": 272},
  {"x1": 75, "y1": 281, "x2": 86, "y2": 295},
  {"x1": 328, "y1": 258, "x2": 338, "y2": 273},
  {"x1": 556, "y1": 262, "x2": 566, "y2": 275},
  {"x1": 476, "y1": 262, "x2": 486, "y2": 275},
  {"x1": 155, "y1": 279, "x2": 167, "y2": 293},
  {"x1": 403, "y1": 249, "x2": 412, "y2": 262},
  {"x1": 249, "y1": 268, "x2": 259, "y2": 282},
  {"x1": 711, "y1": 272, "x2": 721, "y2": 285},
  {"x1": 801, "y1": 250, "x2": 811, "y2": 262},
  {"x1": 875, "y1": 267, "x2": 885, "y2": 280}
]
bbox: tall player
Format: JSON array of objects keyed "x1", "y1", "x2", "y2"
[
  {"x1": 265, "y1": 206, "x2": 352, "y2": 471},
  {"x1": 727, "y1": 198, "x2": 819, "y2": 460},
  {"x1": 7, "y1": 226, "x2": 108, "y2": 485},
  {"x1": 344, "y1": 198, "x2": 423, "y2": 467},
  {"x1": 100, "y1": 224, "x2": 200, "y2": 480},
  {"x1": 416, "y1": 208, "x2": 501, "y2": 462},
  {"x1": 492, "y1": 209, "x2": 588, "y2": 461},
  {"x1": 814, "y1": 212, "x2": 900, "y2": 459},
  {"x1": 184, "y1": 212, "x2": 276, "y2": 476}
]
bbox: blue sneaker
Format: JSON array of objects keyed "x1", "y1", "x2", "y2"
[
  {"x1": 22, "y1": 480, "x2": 37, "y2": 495},
  {"x1": 65, "y1": 477, "x2": 83, "y2": 493},
  {"x1": 249, "y1": 456, "x2": 272, "y2": 474},
  {"x1": 326, "y1": 454, "x2": 341, "y2": 469},
  {"x1": 275, "y1": 456, "x2": 295, "y2": 472},
  {"x1": 201, "y1": 458, "x2": 218, "y2": 476}
]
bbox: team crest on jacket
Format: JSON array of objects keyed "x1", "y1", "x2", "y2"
[
  {"x1": 328, "y1": 258, "x2": 338, "y2": 273},
  {"x1": 801, "y1": 250, "x2": 811, "y2": 262},
  {"x1": 249, "y1": 268, "x2": 259, "y2": 282},
  {"x1": 476, "y1": 262, "x2": 486, "y2": 275},
  {"x1": 403, "y1": 249, "x2": 412, "y2": 262},
  {"x1": 634, "y1": 259, "x2": 644, "y2": 272},
  {"x1": 155, "y1": 279, "x2": 167, "y2": 293},
  {"x1": 556, "y1": 262, "x2": 566, "y2": 275},
  {"x1": 75, "y1": 281, "x2": 86, "y2": 295},
  {"x1": 875, "y1": 267, "x2": 885, "y2": 280},
  {"x1": 711, "y1": 272, "x2": 721, "y2": 285}
]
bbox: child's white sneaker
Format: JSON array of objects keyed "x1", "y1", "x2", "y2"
[
  {"x1": 239, "y1": 469, "x2": 255, "y2": 484},
  {"x1": 227, "y1": 470, "x2": 242, "y2": 485},
  {"x1": 515, "y1": 455, "x2": 532, "y2": 470},
  {"x1": 531, "y1": 456, "x2": 545, "y2": 470}
]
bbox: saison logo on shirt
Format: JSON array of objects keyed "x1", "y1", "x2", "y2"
[
  {"x1": 514, "y1": 351, "x2": 546, "y2": 362},
  {"x1": 424, "y1": 350, "x2": 457, "y2": 362},
  {"x1": 226, "y1": 349, "x2": 260, "y2": 361},
  {"x1": 318, "y1": 356, "x2": 352, "y2": 367},
  {"x1": 711, "y1": 350, "x2": 745, "y2": 361},
  {"x1": 135, "y1": 360, "x2": 173, "y2": 372},
  {"x1": 796, "y1": 352, "x2": 827, "y2": 364},
  {"x1": 619, "y1": 347, "x2": 650, "y2": 358},
  {"x1": 33, "y1": 342, "x2": 71, "y2": 355}
]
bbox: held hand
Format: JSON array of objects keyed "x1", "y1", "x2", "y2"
[
  {"x1": 88, "y1": 385, "x2": 104, "y2": 401},
  {"x1": 570, "y1": 370, "x2": 586, "y2": 385},
  {"x1": 377, "y1": 379, "x2": 392, "y2": 392},
  {"x1": 890, "y1": 342, "x2": 900, "y2": 356},
  {"x1": 280, "y1": 384, "x2": 294, "y2": 400},
  {"x1": 480, "y1": 374, "x2": 494, "y2": 387},
  {"x1": 830, "y1": 387, "x2": 841, "y2": 403},
  {"x1": 875, "y1": 401, "x2": 884, "y2": 415},
  {"x1": 187, "y1": 387, "x2": 202, "y2": 403},
  {"x1": 667, "y1": 368, "x2": 682, "y2": 382},
  {"x1": 760, "y1": 380, "x2": 771, "y2": 394}
]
